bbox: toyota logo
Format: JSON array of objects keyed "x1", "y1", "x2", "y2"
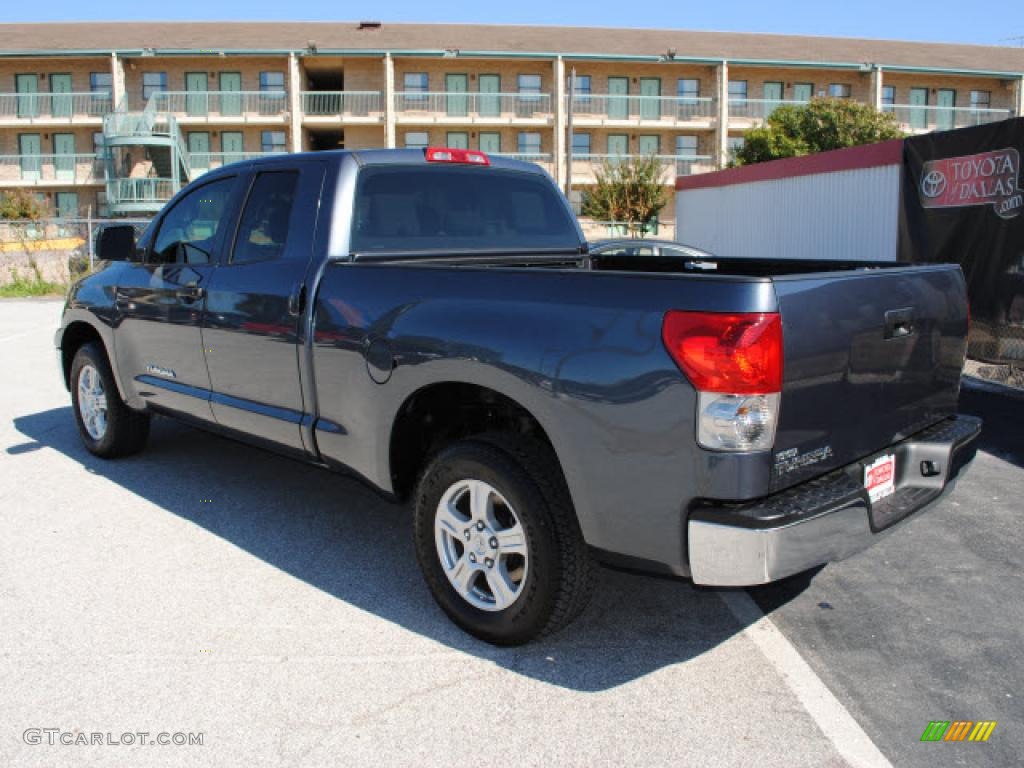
[{"x1": 921, "y1": 170, "x2": 947, "y2": 199}]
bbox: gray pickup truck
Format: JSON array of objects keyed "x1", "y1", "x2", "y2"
[{"x1": 56, "y1": 147, "x2": 981, "y2": 645}]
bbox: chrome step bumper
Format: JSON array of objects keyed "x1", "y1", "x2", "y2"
[{"x1": 687, "y1": 415, "x2": 982, "y2": 586}]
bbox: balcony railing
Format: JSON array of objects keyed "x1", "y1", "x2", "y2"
[
  {"x1": 393, "y1": 92, "x2": 552, "y2": 120},
  {"x1": 572, "y1": 153, "x2": 715, "y2": 178},
  {"x1": 146, "y1": 91, "x2": 288, "y2": 118},
  {"x1": 107, "y1": 177, "x2": 176, "y2": 205},
  {"x1": 0, "y1": 92, "x2": 112, "y2": 120},
  {"x1": 728, "y1": 98, "x2": 808, "y2": 119},
  {"x1": 886, "y1": 104, "x2": 1013, "y2": 131},
  {"x1": 569, "y1": 95, "x2": 716, "y2": 121},
  {"x1": 189, "y1": 151, "x2": 277, "y2": 175},
  {"x1": 301, "y1": 91, "x2": 384, "y2": 118},
  {"x1": 0, "y1": 154, "x2": 104, "y2": 185}
]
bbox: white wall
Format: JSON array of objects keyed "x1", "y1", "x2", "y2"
[{"x1": 676, "y1": 164, "x2": 901, "y2": 262}]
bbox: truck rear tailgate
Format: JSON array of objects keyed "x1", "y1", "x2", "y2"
[{"x1": 770, "y1": 263, "x2": 968, "y2": 492}]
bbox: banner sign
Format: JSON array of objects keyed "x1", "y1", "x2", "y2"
[{"x1": 899, "y1": 118, "x2": 1024, "y2": 362}]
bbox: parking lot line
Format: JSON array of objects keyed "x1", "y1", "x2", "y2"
[{"x1": 721, "y1": 591, "x2": 893, "y2": 768}]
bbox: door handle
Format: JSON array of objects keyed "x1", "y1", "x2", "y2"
[
  {"x1": 177, "y1": 284, "x2": 205, "y2": 304},
  {"x1": 884, "y1": 307, "x2": 915, "y2": 339}
]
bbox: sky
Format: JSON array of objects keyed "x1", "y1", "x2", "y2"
[{"x1": 3, "y1": 0, "x2": 1023, "y2": 48}]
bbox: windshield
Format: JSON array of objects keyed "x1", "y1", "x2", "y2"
[{"x1": 350, "y1": 165, "x2": 580, "y2": 255}]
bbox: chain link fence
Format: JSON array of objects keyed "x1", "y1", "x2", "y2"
[{"x1": 0, "y1": 217, "x2": 151, "y2": 287}]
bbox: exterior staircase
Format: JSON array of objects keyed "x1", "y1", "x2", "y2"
[{"x1": 100, "y1": 97, "x2": 193, "y2": 216}]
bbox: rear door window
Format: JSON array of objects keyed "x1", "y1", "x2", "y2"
[{"x1": 350, "y1": 165, "x2": 579, "y2": 254}]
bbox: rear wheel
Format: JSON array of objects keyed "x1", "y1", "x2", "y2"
[
  {"x1": 70, "y1": 342, "x2": 150, "y2": 458},
  {"x1": 413, "y1": 435, "x2": 594, "y2": 645}
]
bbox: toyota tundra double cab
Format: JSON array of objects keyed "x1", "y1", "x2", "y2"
[{"x1": 56, "y1": 147, "x2": 981, "y2": 644}]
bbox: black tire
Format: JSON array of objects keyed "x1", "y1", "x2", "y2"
[
  {"x1": 413, "y1": 434, "x2": 595, "y2": 645},
  {"x1": 70, "y1": 342, "x2": 150, "y2": 458}
]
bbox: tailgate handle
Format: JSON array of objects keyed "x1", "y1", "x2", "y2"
[{"x1": 884, "y1": 308, "x2": 915, "y2": 339}]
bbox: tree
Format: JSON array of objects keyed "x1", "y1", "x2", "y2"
[
  {"x1": 734, "y1": 98, "x2": 903, "y2": 166},
  {"x1": 581, "y1": 155, "x2": 668, "y2": 237},
  {"x1": 0, "y1": 189, "x2": 48, "y2": 220}
]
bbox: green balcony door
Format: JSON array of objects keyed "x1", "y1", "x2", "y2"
[
  {"x1": 53, "y1": 133, "x2": 75, "y2": 181},
  {"x1": 56, "y1": 192, "x2": 78, "y2": 219},
  {"x1": 608, "y1": 77, "x2": 629, "y2": 119},
  {"x1": 607, "y1": 134, "x2": 629, "y2": 159},
  {"x1": 639, "y1": 78, "x2": 661, "y2": 120},
  {"x1": 793, "y1": 83, "x2": 813, "y2": 102},
  {"x1": 221, "y1": 131, "x2": 244, "y2": 164},
  {"x1": 185, "y1": 72, "x2": 209, "y2": 116},
  {"x1": 16, "y1": 74, "x2": 39, "y2": 119},
  {"x1": 479, "y1": 131, "x2": 501, "y2": 154},
  {"x1": 764, "y1": 81, "x2": 783, "y2": 116},
  {"x1": 479, "y1": 74, "x2": 500, "y2": 117},
  {"x1": 909, "y1": 88, "x2": 929, "y2": 130},
  {"x1": 18, "y1": 134, "x2": 41, "y2": 181},
  {"x1": 188, "y1": 132, "x2": 211, "y2": 175},
  {"x1": 936, "y1": 89, "x2": 956, "y2": 131},
  {"x1": 446, "y1": 131, "x2": 469, "y2": 149},
  {"x1": 446, "y1": 74, "x2": 468, "y2": 117},
  {"x1": 50, "y1": 74, "x2": 73, "y2": 118},
  {"x1": 638, "y1": 135, "x2": 660, "y2": 156},
  {"x1": 219, "y1": 72, "x2": 242, "y2": 117}
]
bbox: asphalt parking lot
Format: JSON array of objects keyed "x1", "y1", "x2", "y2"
[{"x1": 1, "y1": 298, "x2": 1020, "y2": 767}]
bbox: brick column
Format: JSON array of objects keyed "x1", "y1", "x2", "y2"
[
  {"x1": 288, "y1": 52, "x2": 302, "y2": 153},
  {"x1": 110, "y1": 53, "x2": 126, "y2": 109},
  {"x1": 715, "y1": 61, "x2": 729, "y2": 170},
  {"x1": 553, "y1": 56, "x2": 566, "y2": 189},
  {"x1": 384, "y1": 53, "x2": 396, "y2": 148},
  {"x1": 1015, "y1": 76, "x2": 1024, "y2": 117}
]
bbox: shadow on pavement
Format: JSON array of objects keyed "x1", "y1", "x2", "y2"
[
  {"x1": 958, "y1": 379, "x2": 1024, "y2": 468},
  {"x1": 10, "y1": 406, "x2": 814, "y2": 692}
]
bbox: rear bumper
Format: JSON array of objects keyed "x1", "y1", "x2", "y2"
[{"x1": 687, "y1": 414, "x2": 982, "y2": 586}]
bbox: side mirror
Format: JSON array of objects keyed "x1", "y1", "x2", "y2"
[{"x1": 96, "y1": 224, "x2": 136, "y2": 262}]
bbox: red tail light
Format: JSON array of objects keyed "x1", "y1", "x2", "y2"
[
  {"x1": 662, "y1": 311, "x2": 783, "y2": 394},
  {"x1": 424, "y1": 147, "x2": 490, "y2": 165}
]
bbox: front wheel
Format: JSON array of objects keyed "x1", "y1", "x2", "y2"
[
  {"x1": 70, "y1": 342, "x2": 150, "y2": 458},
  {"x1": 413, "y1": 435, "x2": 594, "y2": 645}
]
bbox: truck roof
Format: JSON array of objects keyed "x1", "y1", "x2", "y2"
[{"x1": 233, "y1": 148, "x2": 549, "y2": 176}]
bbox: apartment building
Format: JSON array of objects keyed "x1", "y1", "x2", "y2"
[{"x1": 1, "y1": 21, "x2": 1022, "y2": 220}]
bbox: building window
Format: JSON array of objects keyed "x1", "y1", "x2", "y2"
[
  {"x1": 516, "y1": 74, "x2": 540, "y2": 96},
  {"x1": 571, "y1": 132, "x2": 591, "y2": 156},
  {"x1": 828, "y1": 83, "x2": 852, "y2": 99},
  {"x1": 676, "y1": 135, "x2": 698, "y2": 156},
  {"x1": 572, "y1": 74, "x2": 591, "y2": 103},
  {"x1": 881, "y1": 86, "x2": 895, "y2": 110},
  {"x1": 727, "y1": 136, "x2": 745, "y2": 161},
  {"x1": 89, "y1": 72, "x2": 112, "y2": 96},
  {"x1": 404, "y1": 131, "x2": 429, "y2": 149},
  {"x1": 142, "y1": 72, "x2": 167, "y2": 101},
  {"x1": 518, "y1": 131, "x2": 541, "y2": 154},
  {"x1": 971, "y1": 90, "x2": 991, "y2": 110},
  {"x1": 677, "y1": 79, "x2": 700, "y2": 101},
  {"x1": 261, "y1": 130, "x2": 287, "y2": 153},
  {"x1": 728, "y1": 80, "x2": 748, "y2": 102},
  {"x1": 568, "y1": 189, "x2": 583, "y2": 215},
  {"x1": 259, "y1": 72, "x2": 285, "y2": 92},
  {"x1": 404, "y1": 72, "x2": 428, "y2": 99}
]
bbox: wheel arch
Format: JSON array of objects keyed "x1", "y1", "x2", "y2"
[{"x1": 388, "y1": 381, "x2": 564, "y2": 502}]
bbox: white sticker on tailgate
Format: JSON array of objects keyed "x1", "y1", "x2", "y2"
[{"x1": 864, "y1": 454, "x2": 896, "y2": 503}]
